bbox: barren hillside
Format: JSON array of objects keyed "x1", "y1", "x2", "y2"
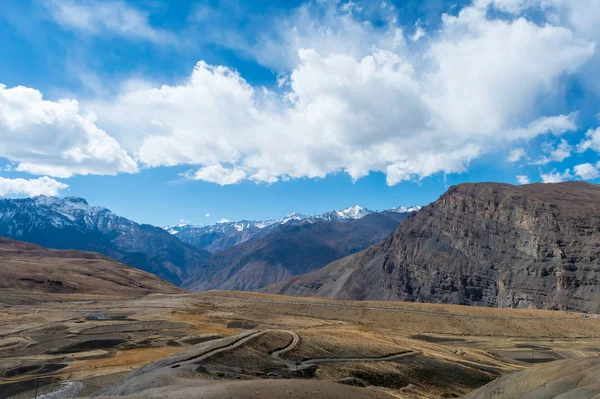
[
  {"x1": 0, "y1": 237, "x2": 182, "y2": 301},
  {"x1": 265, "y1": 182, "x2": 600, "y2": 313}
]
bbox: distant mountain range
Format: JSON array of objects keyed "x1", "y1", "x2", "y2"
[
  {"x1": 165, "y1": 205, "x2": 421, "y2": 252},
  {"x1": 5, "y1": 182, "x2": 600, "y2": 314},
  {"x1": 183, "y1": 210, "x2": 412, "y2": 292},
  {"x1": 0, "y1": 197, "x2": 418, "y2": 291},
  {"x1": 264, "y1": 182, "x2": 600, "y2": 313},
  {"x1": 0, "y1": 196, "x2": 211, "y2": 286}
]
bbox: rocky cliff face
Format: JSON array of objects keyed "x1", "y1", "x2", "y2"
[{"x1": 264, "y1": 182, "x2": 600, "y2": 313}]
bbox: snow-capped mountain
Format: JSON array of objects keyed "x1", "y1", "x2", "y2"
[
  {"x1": 183, "y1": 207, "x2": 415, "y2": 292},
  {"x1": 0, "y1": 195, "x2": 134, "y2": 237},
  {"x1": 0, "y1": 196, "x2": 211, "y2": 285},
  {"x1": 315, "y1": 205, "x2": 372, "y2": 222},
  {"x1": 392, "y1": 205, "x2": 422, "y2": 213},
  {"x1": 165, "y1": 204, "x2": 420, "y2": 252}
]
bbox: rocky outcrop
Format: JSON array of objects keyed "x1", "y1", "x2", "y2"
[{"x1": 264, "y1": 182, "x2": 600, "y2": 313}]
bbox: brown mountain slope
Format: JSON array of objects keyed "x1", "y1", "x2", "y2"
[
  {"x1": 0, "y1": 237, "x2": 182, "y2": 298},
  {"x1": 263, "y1": 182, "x2": 600, "y2": 313},
  {"x1": 463, "y1": 357, "x2": 600, "y2": 399},
  {"x1": 183, "y1": 212, "x2": 409, "y2": 292}
]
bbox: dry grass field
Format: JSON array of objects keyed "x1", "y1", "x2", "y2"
[{"x1": 1, "y1": 290, "x2": 600, "y2": 398}]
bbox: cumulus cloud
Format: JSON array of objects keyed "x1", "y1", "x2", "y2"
[
  {"x1": 0, "y1": 85, "x2": 138, "y2": 178},
  {"x1": 44, "y1": 0, "x2": 173, "y2": 43},
  {"x1": 574, "y1": 162, "x2": 600, "y2": 180},
  {"x1": 507, "y1": 148, "x2": 527, "y2": 163},
  {"x1": 483, "y1": 0, "x2": 600, "y2": 39},
  {"x1": 507, "y1": 114, "x2": 578, "y2": 140},
  {"x1": 423, "y1": 8, "x2": 590, "y2": 139},
  {"x1": 516, "y1": 175, "x2": 530, "y2": 185},
  {"x1": 205, "y1": 213, "x2": 210, "y2": 217},
  {"x1": 577, "y1": 127, "x2": 600, "y2": 153},
  {"x1": 85, "y1": 0, "x2": 594, "y2": 186},
  {"x1": 532, "y1": 139, "x2": 573, "y2": 165},
  {"x1": 2, "y1": 0, "x2": 596, "y2": 186},
  {"x1": 188, "y1": 164, "x2": 248, "y2": 186},
  {"x1": 0, "y1": 176, "x2": 68, "y2": 197},
  {"x1": 541, "y1": 169, "x2": 572, "y2": 183},
  {"x1": 191, "y1": 1, "x2": 406, "y2": 71}
]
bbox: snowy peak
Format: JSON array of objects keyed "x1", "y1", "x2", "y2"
[
  {"x1": 165, "y1": 223, "x2": 189, "y2": 235},
  {"x1": 392, "y1": 205, "x2": 422, "y2": 213},
  {"x1": 0, "y1": 195, "x2": 212, "y2": 287},
  {"x1": 32, "y1": 195, "x2": 102, "y2": 214},
  {"x1": 0, "y1": 195, "x2": 132, "y2": 235},
  {"x1": 337, "y1": 205, "x2": 370, "y2": 219},
  {"x1": 342, "y1": 204, "x2": 364, "y2": 215},
  {"x1": 166, "y1": 204, "x2": 420, "y2": 236}
]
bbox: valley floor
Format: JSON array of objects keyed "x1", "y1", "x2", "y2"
[{"x1": 1, "y1": 290, "x2": 600, "y2": 398}]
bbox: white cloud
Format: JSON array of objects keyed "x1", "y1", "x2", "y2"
[
  {"x1": 548, "y1": 140, "x2": 572, "y2": 162},
  {"x1": 540, "y1": 169, "x2": 572, "y2": 183},
  {"x1": 482, "y1": 0, "x2": 600, "y2": 95},
  {"x1": 206, "y1": 1, "x2": 407, "y2": 71},
  {"x1": 574, "y1": 163, "x2": 600, "y2": 180},
  {"x1": 87, "y1": 1, "x2": 594, "y2": 186},
  {"x1": 340, "y1": 1, "x2": 362, "y2": 14},
  {"x1": 45, "y1": 0, "x2": 173, "y2": 43},
  {"x1": 532, "y1": 139, "x2": 573, "y2": 165},
  {"x1": 3, "y1": 0, "x2": 597, "y2": 186},
  {"x1": 216, "y1": 218, "x2": 230, "y2": 223},
  {"x1": 0, "y1": 85, "x2": 138, "y2": 178},
  {"x1": 205, "y1": 213, "x2": 210, "y2": 217},
  {"x1": 516, "y1": 175, "x2": 530, "y2": 185},
  {"x1": 411, "y1": 21, "x2": 426, "y2": 42},
  {"x1": 424, "y1": 4, "x2": 590, "y2": 138},
  {"x1": 507, "y1": 113, "x2": 578, "y2": 140},
  {"x1": 188, "y1": 164, "x2": 248, "y2": 186},
  {"x1": 0, "y1": 176, "x2": 68, "y2": 197},
  {"x1": 483, "y1": 0, "x2": 600, "y2": 40},
  {"x1": 577, "y1": 127, "x2": 600, "y2": 153},
  {"x1": 507, "y1": 148, "x2": 527, "y2": 162}
]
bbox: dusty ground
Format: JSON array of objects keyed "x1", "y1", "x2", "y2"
[
  {"x1": 463, "y1": 357, "x2": 600, "y2": 399},
  {"x1": 1, "y1": 291, "x2": 600, "y2": 398},
  {"x1": 0, "y1": 238, "x2": 181, "y2": 301}
]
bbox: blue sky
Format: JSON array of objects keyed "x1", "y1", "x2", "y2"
[{"x1": 0, "y1": 0, "x2": 599, "y2": 226}]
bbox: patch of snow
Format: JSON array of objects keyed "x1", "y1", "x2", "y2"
[
  {"x1": 339, "y1": 205, "x2": 369, "y2": 219},
  {"x1": 393, "y1": 205, "x2": 422, "y2": 213},
  {"x1": 234, "y1": 222, "x2": 246, "y2": 232}
]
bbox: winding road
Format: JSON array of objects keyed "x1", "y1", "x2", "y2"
[
  {"x1": 104, "y1": 329, "x2": 421, "y2": 396},
  {"x1": 176, "y1": 329, "x2": 419, "y2": 370}
]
